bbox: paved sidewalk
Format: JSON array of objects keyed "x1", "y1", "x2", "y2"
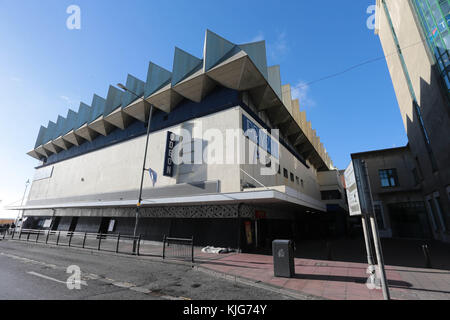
[{"x1": 197, "y1": 253, "x2": 450, "y2": 300}]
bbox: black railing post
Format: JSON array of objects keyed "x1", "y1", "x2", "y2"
[
  {"x1": 46, "y1": 230, "x2": 50, "y2": 244},
  {"x1": 56, "y1": 231, "x2": 61, "y2": 245},
  {"x1": 162, "y1": 235, "x2": 166, "y2": 260},
  {"x1": 19, "y1": 230, "x2": 22, "y2": 240},
  {"x1": 98, "y1": 233, "x2": 102, "y2": 251},
  {"x1": 12, "y1": 230, "x2": 15, "y2": 239},
  {"x1": 191, "y1": 236, "x2": 194, "y2": 264},
  {"x1": 68, "y1": 232, "x2": 73, "y2": 247},
  {"x1": 116, "y1": 234, "x2": 120, "y2": 253},
  {"x1": 26, "y1": 231, "x2": 30, "y2": 242},
  {"x1": 35, "y1": 231, "x2": 40, "y2": 243},
  {"x1": 82, "y1": 232, "x2": 87, "y2": 248}
]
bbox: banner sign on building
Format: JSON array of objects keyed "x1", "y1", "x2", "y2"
[{"x1": 163, "y1": 131, "x2": 177, "y2": 177}]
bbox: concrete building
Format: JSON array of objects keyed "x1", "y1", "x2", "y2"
[
  {"x1": 9, "y1": 30, "x2": 347, "y2": 250},
  {"x1": 375, "y1": 0, "x2": 450, "y2": 242},
  {"x1": 351, "y1": 145, "x2": 435, "y2": 239}
]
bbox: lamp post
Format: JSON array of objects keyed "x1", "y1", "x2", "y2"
[
  {"x1": 17, "y1": 179, "x2": 30, "y2": 233},
  {"x1": 117, "y1": 83, "x2": 155, "y2": 252}
]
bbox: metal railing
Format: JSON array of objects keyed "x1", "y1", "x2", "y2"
[
  {"x1": 162, "y1": 235, "x2": 194, "y2": 263},
  {"x1": 6, "y1": 229, "x2": 142, "y2": 256}
]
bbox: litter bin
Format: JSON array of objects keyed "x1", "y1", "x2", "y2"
[{"x1": 272, "y1": 240, "x2": 295, "y2": 278}]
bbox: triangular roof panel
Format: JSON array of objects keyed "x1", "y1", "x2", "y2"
[
  {"x1": 203, "y1": 29, "x2": 236, "y2": 72},
  {"x1": 268, "y1": 66, "x2": 282, "y2": 99},
  {"x1": 238, "y1": 41, "x2": 268, "y2": 80},
  {"x1": 104, "y1": 85, "x2": 123, "y2": 116},
  {"x1": 34, "y1": 126, "x2": 47, "y2": 148},
  {"x1": 89, "y1": 94, "x2": 106, "y2": 122},
  {"x1": 172, "y1": 47, "x2": 203, "y2": 86},
  {"x1": 121, "y1": 74, "x2": 145, "y2": 107},
  {"x1": 144, "y1": 62, "x2": 172, "y2": 98},
  {"x1": 76, "y1": 102, "x2": 93, "y2": 129}
]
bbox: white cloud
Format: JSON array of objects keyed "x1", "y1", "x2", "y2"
[
  {"x1": 269, "y1": 31, "x2": 289, "y2": 61},
  {"x1": 60, "y1": 95, "x2": 73, "y2": 106},
  {"x1": 291, "y1": 81, "x2": 316, "y2": 109},
  {"x1": 250, "y1": 32, "x2": 265, "y2": 43},
  {"x1": 11, "y1": 77, "x2": 22, "y2": 82}
]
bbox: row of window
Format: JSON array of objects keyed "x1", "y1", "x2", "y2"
[{"x1": 277, "y1": 165, "x2": 304, "y2": 188}]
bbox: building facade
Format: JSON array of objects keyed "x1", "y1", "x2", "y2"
[
  {"x1": 375, "y1": 0, "x2": 450, "y2": 242},
  {"x1": 10, "y1": 30, "x2": 347, "y2": 250},
  {"x1": 351, "y1": 146, "x2": 435, "y2": 239}
]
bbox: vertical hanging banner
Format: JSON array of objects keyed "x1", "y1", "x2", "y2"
[{"x1": 163, "y1": 131, "x2": 177, "y2": 177}]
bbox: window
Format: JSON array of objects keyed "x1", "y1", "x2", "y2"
[
  {"x1": 296, "y1": 176, "x2": 300, "y2": 185},
  {"x1": 283, "y1": 168, "x2": 288, "y2": 179},
  {"x1": 301, "y1": 179, "x2": 304, "y2": 188},
  {"x1": 278, "y1": 165, "x2": 281, "y2": 175},
  {"x1": 412, "y1": 0, "x2": 450, "y2": 93},
  {"x1": 379, "y1": 169, "x2": 399, "y2": 188},
  {"x1": 290, "y1": 172, "x2": 294, "y2": 182}
]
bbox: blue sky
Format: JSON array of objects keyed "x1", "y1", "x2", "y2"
[{"x1": 0, "y1": 0, "x2": 407, "y2": 218}]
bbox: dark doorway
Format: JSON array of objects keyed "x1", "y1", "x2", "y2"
[
  {"x1": 69, "y1": 217, "x2": 79, "y2": 232},
  {"x1": 388, "y1": 202, "x2": 432, "y2": 239},
  {"x1": 51, "y1": 217, "x2": 61, "y2": 231},
  {"x1": 98, "y1": 217, "x2": 110, "y2": 234}
]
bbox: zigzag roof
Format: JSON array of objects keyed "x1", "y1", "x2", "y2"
[{"x1": 27, "y1": 30, "x2": 334, "y2": 171}]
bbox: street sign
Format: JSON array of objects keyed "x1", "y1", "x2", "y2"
[{"x1": 344, "y1": 161, "x2": 362, "y2": 216}]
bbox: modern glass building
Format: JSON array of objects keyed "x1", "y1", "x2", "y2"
[
  {"x1": 376, "y1": 0, "x2": 450, "y2": 242},
  {"x1": 412, "y1": 0, "x2": 450, "y2": 93}
]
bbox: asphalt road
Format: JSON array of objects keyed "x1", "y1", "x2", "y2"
[{"x1": 0, "y1": 240, "x2": 292, "y2": 300}]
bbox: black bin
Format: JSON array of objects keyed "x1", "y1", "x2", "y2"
[{"x1": 272, "y1": 240, "x2": 295, "y2": 278}]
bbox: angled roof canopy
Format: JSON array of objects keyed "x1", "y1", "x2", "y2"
[{"x1": 27, "y1": 29, "x2": 334, "y2": 170}]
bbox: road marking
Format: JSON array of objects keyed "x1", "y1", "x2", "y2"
[{"x1": 27, "y1": 271, "x2": 87, "y2": 286}]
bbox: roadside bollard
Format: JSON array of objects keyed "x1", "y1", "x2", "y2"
[
  {"x1": 422, "y1": 244, "x2": 432, "y2": 269},
  {"x1": 82, "y1": 232, "x2": 87, "y2": 248},
  {"x1": 98, "y1": 233, "x2": 102, "y2": 251}
]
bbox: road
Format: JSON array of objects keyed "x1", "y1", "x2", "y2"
[{"x1": 0, "y1": 239, "x2": 292, "y2": 300}]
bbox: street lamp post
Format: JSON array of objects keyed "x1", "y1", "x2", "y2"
[
  {"x1": 117, "y1": 83, "x2": 155, "y2": 253},
  {"x1": 17, "y1": 179, "x2": 30, "y2": 233}
]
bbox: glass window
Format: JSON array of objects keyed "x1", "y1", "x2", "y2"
[
  {"x1": 413, "y1": 0, "x2": 450, "y2": 93},
  {"x1": 290, "y1": 172, "x2": 294, "y2": 182},
  {"x1": 379, "y1": 169, "x2": 399, "y2": 188},
  {"x1": 283, "y1": 168, "x2": 288, "y2": 179}
]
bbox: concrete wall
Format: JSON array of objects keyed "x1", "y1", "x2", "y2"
[
  {"x1": 28, "y1": 108, "x2": 242, "y2": 204},
  {"x1": 239, "y1": 109, "x2": 322, "y2": 201},
  {"x1": 28, "y1": 106, "x2": 326, "y2": 207},
  {"x1": 376, "y1": 0, "x2": 450, "y2": 240}
]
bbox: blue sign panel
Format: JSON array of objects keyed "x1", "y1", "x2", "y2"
[{"x1": 242, "y1": 115, "x2": 279, "y2": 159}]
